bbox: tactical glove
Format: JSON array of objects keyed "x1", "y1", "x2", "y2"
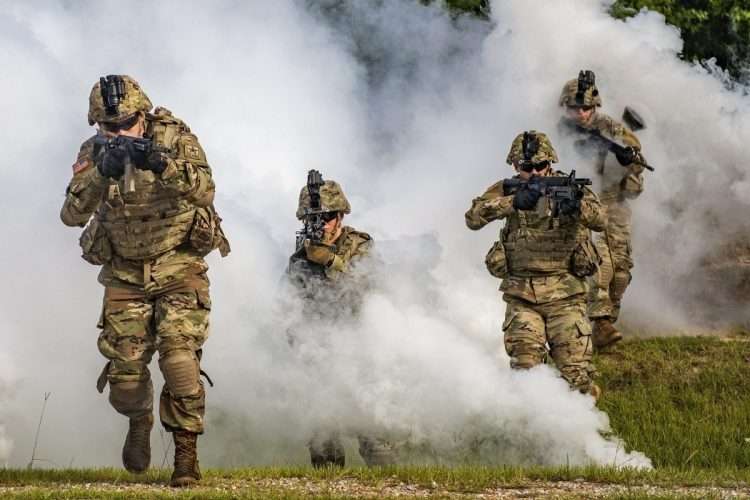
[
  {"x1": 557, "y1": 198, "x2": 581, "y2": 216},
  {"x1": 512, "y1": 185, "x2": 542, "y2": 211},
  {"x1": 97, "y1": 148, "x2": 127, "y2": 179},
  {"x1": 304, "y1": 240, "x2": 336, "y2": 267},
  {"x1": 615, "y1": 146, "x2": 638, "y2": 166},
  {"x1": 133, "y1": 150, "x2": 168, "y2": 175}
]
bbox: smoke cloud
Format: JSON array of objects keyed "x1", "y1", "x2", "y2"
[{"x1": 0, "y1": 0, "x2": 745, "y2": 469}]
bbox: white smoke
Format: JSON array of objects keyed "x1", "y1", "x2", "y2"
[{"x1": 2, "y1": 0, "x2": 746, "y2": 469}]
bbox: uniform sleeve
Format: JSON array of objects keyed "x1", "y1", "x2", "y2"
[
  {"x1": 465, "y1": 181, "x2": 514, "y2": 230},
  {"x1": 158, "y1": 131, "x2": 215, "y2": 207},
  {"x1": 609, "y1": 120, "x2": 645, "y2": 198},
  {"x1": 579, "y1": 186, "x2": 607, "y2": 232},
  {"x1": 60, "y1": 137, "x2": 109, "y2": 227},
  {"x1": 325, "y1": 233, "x2": 373, "y2": 281}
]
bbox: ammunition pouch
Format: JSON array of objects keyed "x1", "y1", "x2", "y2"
[
  {"x1": 484, "y1": 240, "x2": 509, "y2": 279},
  {"x1": 189, "y1": 206, "x2": 231, "y2": 257},
  {"x1": 570, "y1": 239, "x2": 600, "y2": 277},
  {"x1": 79, "y1": 218, "x2": 113, "y2": 265}
]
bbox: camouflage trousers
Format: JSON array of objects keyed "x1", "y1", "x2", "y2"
[
  {"x1": 309, "y1": 431, "x2": 396, "y2": 467},
  {"x1": 588, "y1": 200, "x2": 634, "y2": 322},
  {"x1": 96, "y1": 272, "x2": 211, "y2": 434},
  {"x1": 502, "y1": 294, "x2": 595, "y2": 393}
]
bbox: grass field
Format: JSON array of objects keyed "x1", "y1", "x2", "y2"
[{"x1": 2, "y1": 334, "x2": 749, "y2": 498}]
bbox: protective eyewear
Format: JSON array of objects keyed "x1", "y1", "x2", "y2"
[
  {"x1": 100, "y1": 113, "x2": 140, "y2": 133},
  {"x1": 518, "y1": 161, "x2": 550, "y2": 173},
  {"x1": 566, "y1": 105, "x2": 594, "y2": 112}
]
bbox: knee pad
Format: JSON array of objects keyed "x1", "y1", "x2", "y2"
[
  {"x1": 510, "y1": 353, "x2": 542, "y2": 369},
  {"x1": 611, "y1": 271, "x2": 632, "y2": 301},
  {"x1": 159, "y1": 349, "x2": 200, "y2": 398}
]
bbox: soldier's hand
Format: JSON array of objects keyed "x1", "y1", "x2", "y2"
[
  {"x1": 146, "y1": 151, "x2": 168, "y2": 174},
  {"x1": 512, "y1": 185, "x2": 542, "y2": 211},
  {"x1": 557, "y1": 198, "x2": 581, "y2": 216},
  {"x1": 304, "y1": 240, "x2": 336, "y2": 267},
  {"x1": 97, "y1": 148, "x2": 127, "y2": 179},
  {"x1": 615, "y1": 146, "x2": 638, "y2": 166}
]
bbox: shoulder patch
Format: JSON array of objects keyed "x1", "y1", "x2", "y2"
[
  {"x1": 72, "y1": 158, "x2": 91, "y2": 174},
  {"x1": 72, "y1": 136, "x2": 96, "y2": 174},
  {"x1": 178, "y1": 134, "x2": 207, "y2": 164}
]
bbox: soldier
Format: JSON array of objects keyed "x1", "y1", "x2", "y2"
[
  {"x1": 558, "y1": 70, "x2": 647, "y2": 349},
  {"x1": 465, "y1": 131, "x2": 606, "y2": 398},
  {"x1": 287, "y1": 171, "x2": 395, "y2": 467},
  {"x1": 60, "y1": 75, "x2": 229, "y2": 487}
]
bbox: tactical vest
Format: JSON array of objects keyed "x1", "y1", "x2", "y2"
[
  {"x1": 97, "y1": 110, "x2": 197, "y2": 260},
  {"x1": 502, "y1": 205, "x2": 589, "y2": 276}
]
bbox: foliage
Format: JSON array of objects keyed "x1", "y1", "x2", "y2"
[{"x1": 610, "y1": 0, "x2": 750, "y2": 82}]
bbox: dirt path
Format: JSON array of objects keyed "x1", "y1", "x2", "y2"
[{"x1": 2, "y1": 478, "x2": 749, "y2": 498}]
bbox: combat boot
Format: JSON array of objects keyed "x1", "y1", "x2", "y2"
[
  {"x1": 309, "y1": 438, "x2": 345, "y2": 468},
  {"x1": 122, "y1": 413, "x2": 153, "y2": 474},
  {"x1": 592, "y1": 318, "x2": 623, "y2": 350},
  {"x1": 170, "y1": 431, "x2": 201, "y2": 487}
]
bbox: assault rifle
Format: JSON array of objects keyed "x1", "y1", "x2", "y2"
[
  {"x1": 295, "y1": 169, "x2": 326, "y2": 251},
  {"x1": 574, "y1": 125, "x2": 655, "y2": 172},
  {"x1": 503, "y1": 170, "x2": 592, "y2": 216},
  {"x1": 94, "y1": 134, "x2": 167, "y2": 194}
]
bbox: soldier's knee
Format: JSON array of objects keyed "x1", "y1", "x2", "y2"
[
  {"x1": 611, "y1": 270, "x2": 632, "y2": 300},
  {"x1": 510, "y1": 353, "x2": 543, "y2": 369},
  {"x1": 159, "y1": 349, "x2": 201, "y2": 398}
]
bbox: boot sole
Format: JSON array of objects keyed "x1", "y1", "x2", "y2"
[{"x1": 170, "y1": 477, "x2": 200, "y2": 487}]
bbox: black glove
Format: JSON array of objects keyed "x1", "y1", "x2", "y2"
[
  {"x1": 615, "y1": 146, "x2": 638, "y2": 166},
  {"x1": 97, "y1": 148, "x2": 127, "y2": 179},
  {"x1": 557, "y1": 198, "x2": 581, "y2": 216},
  {"x1": 131, "y1": 148, "x2": 168, "y2": 175},
  {"x1": 513, "y1": 185, "x2": 542, "y2": 211}
]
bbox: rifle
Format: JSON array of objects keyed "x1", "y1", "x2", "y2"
[
  {"x1": 295, "y1": 169, "x2": 326, "y2": 251},
  {"x1": 94, "y1": 134, "x2": 167, "y2": 194},
  {"x1": 575, "y1": 125, "x2": 655, "y2": 172},
  {"x1": 503, "y1": 170, "x2": 592, "y2": 216}
]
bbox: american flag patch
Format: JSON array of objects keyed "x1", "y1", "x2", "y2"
[{"x1": 72, "y1": 158, "x2": 90, "y2": 174}]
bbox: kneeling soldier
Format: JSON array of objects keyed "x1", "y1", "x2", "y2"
[{"x1": 287, "y1": 170, "x2": 395, "y2": 467}]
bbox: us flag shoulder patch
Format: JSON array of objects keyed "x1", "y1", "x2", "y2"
[{"x1": 72, "y1": 158, "x2": 90, "y2": 174}]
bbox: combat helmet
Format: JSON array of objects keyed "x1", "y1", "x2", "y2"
[
  {"x1": 296, "y1": 179, "x2": 351, "y2": 220},
  {"x1": 559, "y1": 70, "x2": 602, "y2": 108},
  {"x1": 88, "y1": 75, "x2": 152, "y2": 126},
  {"x1": 506, "y1": 130, "x2": 559, "y2": 167}
]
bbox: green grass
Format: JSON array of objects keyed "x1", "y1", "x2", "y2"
[
  {"x1": 3, "y1": 336, "x2": 750, "y2": 497},
  {"x1": 596, "y1": 334, "x2": 750, "y2": 469}
]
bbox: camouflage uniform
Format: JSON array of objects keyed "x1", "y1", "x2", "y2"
[
  {"x1": 287, "y1": 178, "x2": 395, "y2": 467},
  {"x1": 61, "y1": 76, "x2": 228, "y2": 482},
  {"x1": 465, "y1": 132, "x2": 606, "y2": 395},
  {"x1": 558, "y1": 74, "x2": 645, "y2": 332}
]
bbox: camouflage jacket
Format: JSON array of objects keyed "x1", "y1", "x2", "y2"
[
  {"x1": 287, "y1": 226, "x2": 373, "y2": 320},
  {"x1": 558, "y1": 112, "x2": 645, "y2": 204},
  {"x1": 466, "y1": 171, "x2": 606, "y2": 304},
  {"x1": 60, "y1": 107, "x2": 227, "y2": 289}
]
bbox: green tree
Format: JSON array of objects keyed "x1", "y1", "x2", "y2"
[{"x1": 611, "y1": 0, "x2": 750, "y2": 83}]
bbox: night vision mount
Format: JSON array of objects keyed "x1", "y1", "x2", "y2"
[{"x1": 100, "y1": 75, "x2": 127, "y2": 117}]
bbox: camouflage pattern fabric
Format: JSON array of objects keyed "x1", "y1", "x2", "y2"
[
  {"x1": 503, "y1": 295, "x2": 595, "y2": 393},
  {"x1": 88, "y1": 75, "x2": 153, "y2": 126},
  {"x1": 465, "y1": 169, "x2": 606, "y2": 394},
  {"x1": 296, "y1": 180, "x2": 352, "y2": 220},
  {"x1": 558, "y1": 112, "x2": 644, "y2": 321},
  {"x1": 505, "y1": 130, "x2": 559, "y2": 166},
  {"x1": 97, "y1": 269, "x2": 210, "y2": 433},
  {"x1": 61, "y1": 106, "x2": 226, "y2": 435}
]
